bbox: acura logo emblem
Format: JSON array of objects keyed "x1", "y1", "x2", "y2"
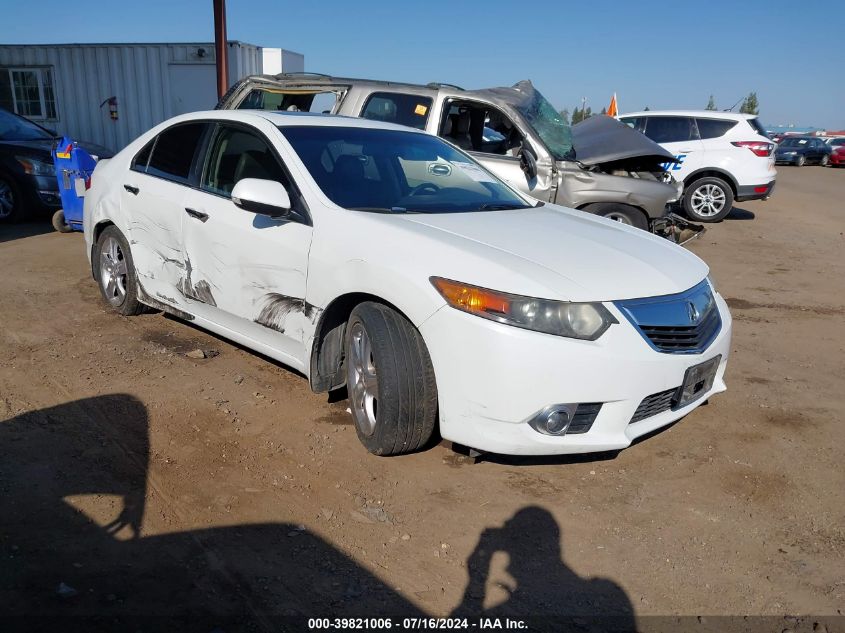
[{"x1": 687, "y1": 301, "x2": 700, "y2": 323}]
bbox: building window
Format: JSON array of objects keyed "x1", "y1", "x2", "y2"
[{"x1": 0, "y1": 68, "x2": 58, "y2": 120}]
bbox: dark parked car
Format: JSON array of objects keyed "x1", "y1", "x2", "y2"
[
  {"x1": 774, "y1": 136, "x2": 832, "y2": 167},
  {"x1": 0, "y1": 108, "x2": 112, "y2": 223}
]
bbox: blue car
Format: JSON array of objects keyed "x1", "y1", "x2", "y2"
[{"x1": 775, "y1": 136, "x2": 832, "y2": 167}]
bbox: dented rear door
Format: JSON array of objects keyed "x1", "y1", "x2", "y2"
[{"x1": 180, "y1": 121, "x2": 313, "y2": 367}]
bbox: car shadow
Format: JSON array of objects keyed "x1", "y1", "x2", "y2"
[
  {"x1": 1, "y1": 395, "x2": 638, "y2": 630},
  {"x1": 0, "y1": 221, "x2": 54, "y2": 243},
  {"x1": 725, "y1": 207, "x2": 755, "y2": 221}
]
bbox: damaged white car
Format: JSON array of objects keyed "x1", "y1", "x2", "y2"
[{"x1": 84, "y1": 111, "x2": 732, "y2": 456}]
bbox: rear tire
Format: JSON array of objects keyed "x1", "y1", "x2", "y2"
[
  {"x1": 95, "y1": 226, "x2": 144, "y2": 316},
  {"x1": 683, "y1": 177, "x2": 733, "y2": 222},
  {"x1": 819, "y1": 154, "x2": 829, "y2": 167},
  {"x1": 795, "y1": 155, "x2": 805, "y2": 167},
  {"x1": 581, "y1": 203, "x2": 648, "y2": 231},
  {"x1": 52, "y1": 210, "x2": 73, "y2": 233},
  {"x1": 345, "y1": 302, "x2": 438, "y2": 456}
]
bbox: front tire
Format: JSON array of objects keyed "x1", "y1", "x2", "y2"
[
  {"x1": 581, "y1": 203, "x2": 648, "y2": 231},
  {"x1": 683, "y1": 177, "x2": 734, "y2": 222},
  {"x1": 95, "y1": 226, "x2": 144, "y2": 316},
  {"x1": 819, "y1": 154, "x2": 829, "y2": 167},
  {"x1": 796, "y1": 155, "x2": 806, "y2": 167},
  {"x1": 345, "y1": 302, "x2": 438, "y2": 456},
  {"x1": 0, "y1": 174, "x2": 21, "y2": 223}
]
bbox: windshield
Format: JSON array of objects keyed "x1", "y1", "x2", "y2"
[
  {"x1": 509, "y1": 86, "x2": 574, "y2": 161},
  {"x1": 279, "y1": 126, "x2": 532, "y2": 214},
  {"x1": 0, "y1": 109, "x2": 53, "y2": 141},
  {"x1": 779, "y1": 138, "x2": 809, "y2": 148}
]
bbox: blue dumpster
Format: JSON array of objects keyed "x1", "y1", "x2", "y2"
[{"x1": 51, "y1": 137, "x2": 97, "y2": 233}]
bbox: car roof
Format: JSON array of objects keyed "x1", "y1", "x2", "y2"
[
  {"x1": 619, "y1": 110, "x2": 757, "y2": 121},
  {"x1": 171, "y1": 109, "x2": 427, "y2": 133}
]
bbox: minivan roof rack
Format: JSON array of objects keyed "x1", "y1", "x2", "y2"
[{"x1": 426, "y1": 82, "x2": 464, "y2": 90}]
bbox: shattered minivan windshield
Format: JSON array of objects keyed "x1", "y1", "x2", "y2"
[
  {"x1": 280, "y1": 125, "x2": 532, "y2": 214},
  {"x1": 510, "y1": 84, "x2": 575, "y2": 161}
]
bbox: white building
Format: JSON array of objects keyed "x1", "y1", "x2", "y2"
[{"x1": 0, "y1": 42, "x2": 304, "y2": 151}]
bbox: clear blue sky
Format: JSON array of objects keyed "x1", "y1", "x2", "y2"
[{"x1": 3, "y1": 0, "x2": 844, "y2": 129}]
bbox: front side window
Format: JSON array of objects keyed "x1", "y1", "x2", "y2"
[
  {"x1": 439, "y1": 101, "x2": 524, "y2": 157},
  {"x1": 619, "y1": 117, "x2": 647, "y2": 133},
  {"x1": 202, "y1": 125, "x2": 288, "y2": 196},
  {"x1": 144, "y1": 123, "x2": 206, "y2": 183},
  {"x1": 0, "y1": 68, "x2": 57, "y2": 120},
  {"x1": 280, "y1": 125, "x2": 531, "y2": 213},
  {"x1": 360, "y1": 92, "x2": 433, "y2": 130},
  {"x1": 695, "y1": 118, "x2": 737, "y2": 139},
  {"x1": 642, "y1": 116, "x2": 697, "y2": 143}
]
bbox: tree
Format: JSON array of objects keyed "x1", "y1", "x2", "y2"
[
  {"x1": 600, "y1": 106, "x2": 607, "y2": 115},
  {"x1": 705, "y1": 95, "x2": 717, "y2": 111},
  {"x1": 571, "y1": 106, "x2": 592, "y2": 124},
  {"x1": 558, "y1": 108, "x2": 570, "y2": 125},
  {"x1": 740, "y1": 92, "x2": 759, "y2": 115},
  {"x1": 643, "y1": 106, "x2": 650, "y2": 111}
]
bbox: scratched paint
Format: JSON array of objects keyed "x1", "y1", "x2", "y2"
[
  {"x1": 176, "y1": 255, "x2": 217, "y2": 307},
  {"x1": 254, "y1": 292, "x2": 320, "y2": 334}
]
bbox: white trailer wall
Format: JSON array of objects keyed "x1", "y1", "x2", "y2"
[{"x1": 0, "y1": 42, "x2": 303, "y2": 151}]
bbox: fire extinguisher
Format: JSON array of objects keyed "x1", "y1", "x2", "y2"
[{"x1": 100, "y1": 96, "x2": 118, "y2": 121}]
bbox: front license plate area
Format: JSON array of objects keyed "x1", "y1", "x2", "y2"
[{"x1": 677, "y1": 355, "x2": 721, "y2": 408}]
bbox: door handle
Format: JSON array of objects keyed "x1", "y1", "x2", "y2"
[
  {"x1": 123, "y1": 184, "x2": 139, "y2": 195},
  {"x1": 184, "y1": 207, "x2": 209, "y2": 223}
]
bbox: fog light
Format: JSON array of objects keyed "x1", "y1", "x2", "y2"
[{"x1": 528, "y1": 404, "x2": 579, "y2": 436}]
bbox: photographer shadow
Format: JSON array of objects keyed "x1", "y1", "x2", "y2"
[{"x1": 452, "y1": 506, "x2": 635, "y2": 631}]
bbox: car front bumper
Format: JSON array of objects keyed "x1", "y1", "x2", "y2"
[{"x1": 419, "y1": 293, "x2": 732, "y2": 455}]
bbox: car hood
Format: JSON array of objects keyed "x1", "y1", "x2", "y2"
[
  {"x1": 0, "y1": 138, "x2": 114, "y2": 160},
  {"x1": 388, "y1": 205, "x2": 708, "y2": 302},
  {"x1": 572, "y1": 115, "x2": 677, "y2": 167}
]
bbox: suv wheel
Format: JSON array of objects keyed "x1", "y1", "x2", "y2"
[
  {"x1": 345, "y1": 302, "x2": 438, "y2": 456},
  {"x1": 683, "y1": 177, "x2": 734, "y2": 222},
  {"x1": 582, "y1": 203, "x2": 648, "y2": 231}
]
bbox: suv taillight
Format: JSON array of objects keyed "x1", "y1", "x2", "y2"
[{"x1": 731, "y1": 141, "x2": 774, "y2": 157}]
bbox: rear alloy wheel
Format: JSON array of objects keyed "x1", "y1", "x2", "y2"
[
  {"x1": 796, "y1": 155, "x2": 806, "y2": 167},
  {"x1": 0, "y1": 175, "x2": 20, "y2": 223},
  {"x1": 345, "y1": 302, "x2": 438, "y2": 456},
  {"x1": 819, "y1": 154, "x2": 829, "y2": 167},
  {"x1": 582, "y1": 203, "x2": 648, "y2": 231},
  {"x1": 96, "y1": 226, "x2": 144, "y2": 316},
  {"x1": 683, "y1": 177, "x2": 734, "y2": 223}
]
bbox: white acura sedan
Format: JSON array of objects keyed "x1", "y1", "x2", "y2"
[{"x1": 84, "y1": 111, "x2": 732, "y2": 456}]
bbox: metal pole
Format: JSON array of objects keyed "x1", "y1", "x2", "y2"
[{"x1": 213, "y1": 0, "x2": 228, "y2": 99}]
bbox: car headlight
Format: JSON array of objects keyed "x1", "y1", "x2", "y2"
[
  {"x1": 16, "y1": 156, "x2": 55, "y2": 177},
  {"x1": 430, "y1": 277, "x2": 617, "y2": 340}
]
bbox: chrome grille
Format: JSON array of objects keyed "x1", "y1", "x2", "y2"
[
  {"x1": 630, "y1": 388, "x2": 677, "y2": 423},
  {"x1": 615, "y1": 279, "x2": 722, "y2": 354}
]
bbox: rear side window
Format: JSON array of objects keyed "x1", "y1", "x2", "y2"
[
  {"x1": 643, "y1": 116, "x2": 697, "y2": 143},
  {"x1": 619, "y1": 117, "x2": 647, "y2": 133},
  {"x1": 145, "y1": 122, "x2": 206, "y2": 183},
  {"x1": 695, "y1": 118, "x2": 737, "y2": 139},
  {"x1": 131, "y1": 139, "x2": 155, "y2": 171},
  {"x1": 360, "y1": 92, "x2": 432, "y2": 130}
]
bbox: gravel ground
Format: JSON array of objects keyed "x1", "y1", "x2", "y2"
[{"x1": 0, "y1": 166, "x2": 843, "y2": 629}]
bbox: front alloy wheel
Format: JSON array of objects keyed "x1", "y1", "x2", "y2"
[
  {"x1": 95, "y1": 226, "x2": 144, "y2": 316},
  {"x1": 344, "y1": 302, "x2": 438, "y2": 455},
  {"x1": 0, "y1": 177, "x2": 18, "y2": 222}
]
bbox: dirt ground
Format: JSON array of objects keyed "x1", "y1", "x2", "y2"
[{"x1": 1, "y1": 166, "x2": 843, "y2": 629}]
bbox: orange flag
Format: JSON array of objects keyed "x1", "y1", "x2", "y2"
[{"x1": 607, "y1": 93, "x2": 618, "y2": 117}]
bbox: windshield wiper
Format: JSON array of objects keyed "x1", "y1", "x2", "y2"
[
  {"x1": 476, "y1": 203, "x2": 531, "y2": 211},
  {"x1": 348, "y1": 206, "x2": 409, "y2": 214}
]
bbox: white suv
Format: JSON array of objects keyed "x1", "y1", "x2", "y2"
[{"x1": 618, "y1": 111, "x2": 776, "y2": 222}]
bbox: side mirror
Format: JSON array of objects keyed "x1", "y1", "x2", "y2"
[
  {"x1": 519, "y1": 147, "x2": 538, "y2": 180},
  {"x1": 231, "y1": 178, "x2": 291, "y2": 218}
]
